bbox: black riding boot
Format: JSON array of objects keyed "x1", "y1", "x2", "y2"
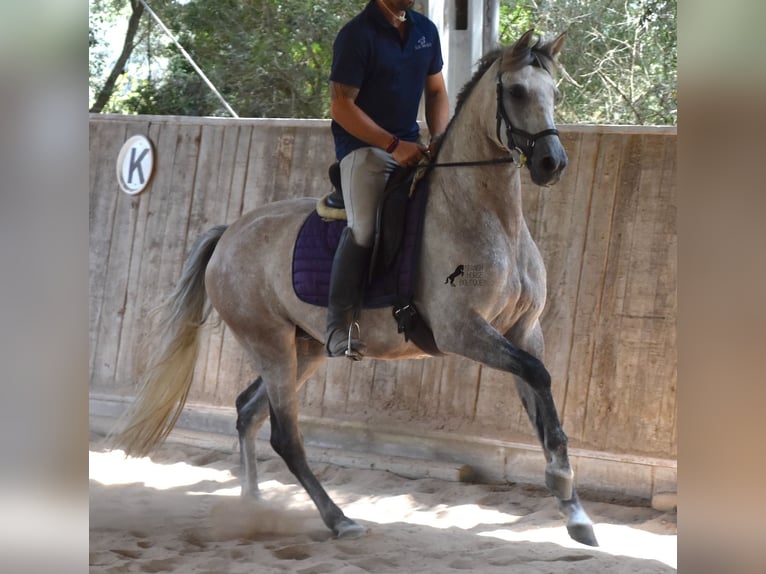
[{"x1": 325, "y1": 227, "x2": 371, "y2": 360}]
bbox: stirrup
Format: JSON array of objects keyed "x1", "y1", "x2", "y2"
[{"x1": 345, "y1": 321, "x2": 363, "y2": 361}]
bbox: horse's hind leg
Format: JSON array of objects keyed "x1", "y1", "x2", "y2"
[
  {"x1": 245, "y1": 329, "x2": 365, "y2": 538},
  {"x1": 236, "y1": 336, "x2": 328, "y2": 499},
  {"x1": 507, "y1": 321, "x2": 598, "y2": 547},
  {"x1": 236, "y1": 377, "x2": 269, "y2": 497}
]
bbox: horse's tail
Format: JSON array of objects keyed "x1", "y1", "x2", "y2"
[{"x1": 108, "y1": 224, "x2": 228, "y2": 458}]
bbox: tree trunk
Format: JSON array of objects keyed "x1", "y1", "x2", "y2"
[{"x1": 90, "y1": 0, "x2": 144, "y2": 113}]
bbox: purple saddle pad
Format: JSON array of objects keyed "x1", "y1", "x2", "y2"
[{"x1": 292, "y1": 188, "x2": 427, "y2": 309}]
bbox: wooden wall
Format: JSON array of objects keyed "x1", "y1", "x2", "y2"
[{"x1": 90, "y1": 114, "x2": 676, "y2": 461}]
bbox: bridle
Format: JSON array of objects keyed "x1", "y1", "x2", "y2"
[
  {"x1": 495, "y1": 71, "x2": 559, "y2": 167},
  {"x1": 423, "y1": 53, "x2": 559, "y2": 170}
]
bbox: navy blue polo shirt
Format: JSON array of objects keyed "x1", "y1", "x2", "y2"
[{"x1": 330, "y1": 1, "x2": 444, "y2": 161}]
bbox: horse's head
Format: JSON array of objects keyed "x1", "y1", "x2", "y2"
[{"x1": 496, "y1": 29, "x2": 567, "y2": 187}]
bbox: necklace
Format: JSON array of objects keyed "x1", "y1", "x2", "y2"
[{"x1": 379, "y1": 0, "x2": 406, "y2": 24}]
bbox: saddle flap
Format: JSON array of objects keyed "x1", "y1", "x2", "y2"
[{"x1": 371, "y1": 165, "x2": 417, "y2": 276}]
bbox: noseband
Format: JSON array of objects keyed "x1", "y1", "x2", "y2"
[{"x1": 495, "y1": 59, "x2": 559, "y2": 166}]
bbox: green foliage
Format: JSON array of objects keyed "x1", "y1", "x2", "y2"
[
  {"x1": 100, "y1": 0, "x2": 363, "y2": 118},
  {"x1": 89, "y1": 0, "x2": 675, "y2": 124},
  {"x1": 499, "y1": 0, "x2": 676, "y2": 125}
]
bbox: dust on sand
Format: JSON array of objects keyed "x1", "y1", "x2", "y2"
[{"x1": 90, "y1": 436, "x2": 676, "y2": 573}]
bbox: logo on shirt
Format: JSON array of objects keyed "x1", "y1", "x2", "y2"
[{"x1": 415, "y1": 36, "x2": 432, "y2": 50}]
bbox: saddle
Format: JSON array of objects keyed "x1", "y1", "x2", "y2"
[{"x1": 292, "y1": 162, "x2": 440, "y2": 355}]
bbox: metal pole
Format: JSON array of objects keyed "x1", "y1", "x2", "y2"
[
  {"x1": 484, "y1": 0, "x2": 499, "y2": 54},
  {"x1": 136, "y1": 0, "x2": 239, "y2": 118}
]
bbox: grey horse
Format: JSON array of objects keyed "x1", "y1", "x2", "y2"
[{"x1": 111, "y1": 29, "x2": 598, "y2": 547}]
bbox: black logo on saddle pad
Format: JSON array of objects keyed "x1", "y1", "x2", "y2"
[{"x1": 445, "y1": 264, "x2": 465, "y2": 286}]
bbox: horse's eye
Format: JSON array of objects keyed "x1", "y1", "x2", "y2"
[{"x1": 508, "y1": 84, "x2": 527, "y2": 100}]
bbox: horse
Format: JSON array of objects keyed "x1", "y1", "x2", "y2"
[{"x1": 109, "y1": 29, "x2": 598, "y2": 547}]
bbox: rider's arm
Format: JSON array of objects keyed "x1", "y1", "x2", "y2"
[
  {"x1": 424, "y1": 71, "x2": 450, "y2": 146},
  {"x1": 330, "y1": 81, "x2": 425, "y2": 166},
  {"x1": 330, "y1": 81, "x2": 392, "y2": 150}
]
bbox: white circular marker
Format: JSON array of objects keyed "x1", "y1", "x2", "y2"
[{"x1": 116, "y1": 134, "x2": 155, "y2": 195}]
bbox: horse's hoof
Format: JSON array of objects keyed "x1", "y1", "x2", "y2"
[
  {"x1": 566, "y1": 522, "x2": 599, "y2": 547},
  {"x1": 334, "y1": 518, "x2": 367, "y2": 539},
  {"x1": 545, "y1": 465, "x2": 574, "y2": 500},
  {"x1": 240, "y1": 486, "x2": 262, "y2": 499}
]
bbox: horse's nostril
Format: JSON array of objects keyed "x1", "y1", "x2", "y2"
[{"x1": 541, "y1": 156, "x2": 557, "y2": 173}]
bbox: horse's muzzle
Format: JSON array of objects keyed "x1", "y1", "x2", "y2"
[{"x1": 529, "y1": 138, "x2": 568, "y2": 187}]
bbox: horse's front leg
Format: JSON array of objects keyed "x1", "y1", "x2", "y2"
[
  {"x1": 435, "y1": 313, "x2": 597, "y2": 546},
  {"x1": 506, "y1": 321, "x2": 598, "y2": 547},
  {"x1": 437, "y1": 315, "x2": 569, "y2": 489},
  {"x1": 503, "y1": 321, "x2": 572, "y2": 500}
]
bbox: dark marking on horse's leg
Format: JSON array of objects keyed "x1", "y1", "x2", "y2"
[
  {"x1": 516, "y1": 377, "x2": 598, "y2": 546},
  {"x1": 513, "y1": 368, "x2": 597, "y2": 546},
  {"x1": 526, "y1": 372, "x2": 572, "y2": 498},
  {"x1": 268, "y1": 402, "x2": 366, "y2": 538},
  {"x1": 236, "y1": 337, "x2": 327, "y2": 499},
  {"x1": 441, "y1": 316, "x2": 597, "y2": 546},
  {"x1": 236, "y1": 377, "x2": 269, "y2": 497},
  {"x1": 501, "y1": 349, "x2": 574, "y2": 501}
]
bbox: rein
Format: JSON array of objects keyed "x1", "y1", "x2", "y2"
[{"x1": 421, "y1": 156, "x2": 520, "y2": 169}]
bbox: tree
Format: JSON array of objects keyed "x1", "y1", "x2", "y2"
[
  {"x1": 111, "y1": 0, "x2": 362, "y2": 118},
  {"x1": 89, "y1": 0, "x2": 181, "y2": 113},
  {"x1": 498, "y1": 0, "x2": 677, "y2": 125},
  {"x1": 89, "y1": 0, "x2": 676, "y2": 124},
  {"x1": 89, "y1": 0, "x2": 144, "y2": 113}
]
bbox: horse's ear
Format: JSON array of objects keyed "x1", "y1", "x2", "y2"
[
  {"x1": 543, "y1": 32, "x2": 566, "y2": 61},
  {"x1": 510, "y1": 28, "x2": 537, "y2": 57}
]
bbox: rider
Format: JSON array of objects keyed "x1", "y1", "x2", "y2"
[{"x1": 326, "y1": 0, "x2": 450, "y2": 359}]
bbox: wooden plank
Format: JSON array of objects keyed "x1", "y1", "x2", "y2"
[
  {"x1": 370, "y1": 359, "x2": 399, "y2": 412},
  {"x1": 89, "y1": 120, "x2": 128, "y2": 389},
  {"x1": 556, "y1": 132, "x2": 622, "y2": 445},
  {"x1": 215, "y1": 124, "x2": 255, "y2": 405},
  {"x1": 602, "y1": 134, "x2": 677, "y2": 456},
  {"x1": 285, "y1": 124, "x2": 336, "y2": 201},
  {"x1": 242, "y1": 125, "x2": 282, "y2": 213},
  {"x1": 417, "y1": 356, "x2": 445, "y2": 418},
  {"x1": 125, "y1": 120, "x2": 181, "y2": 396},
  {"x1": 654, "y1": 137, "x2": 678, "y2": 458},
  {"x1": 155, "y1": 123, "x2": 201, "y2": 296},
  {"x1": 473, "y1": 364, "x2": 527, "y2": 437},
  {"x1": 389, "y1": 358, "x2": 425, "y2": 415},
  {"x1": 185, "y1": 123, "x2": 226, "y2": 404},
  {"x1": 536, "y1": 131, "x2": 594, "y2": 420},
  {"x1": 582, "y1": 134, "x2": 645, "y2": 452},
  {"x1": 604, "y1": 315, "x2": 676, "y2": 455},
  {"x1": 344, "y1": 356, "x2": 376, "y2": 415},
  {"x1": 323, "y1": 358, "x2": 354, "y2": 414},
  {"x1": 114, "y1": 121, "x2": 164, "y2": 391},
  {"x1": 91, "y1": 121, "x2": 151, "y2": 392},
  {"x1": 435, "y1": 355, "x2": 481, "y2": 422},
  {"x1": 298, "y1": 360, "x2": 327, "y2": 417},
  {"x1": 89, "y1": 118, "x2": 677, "y2": 461}
]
